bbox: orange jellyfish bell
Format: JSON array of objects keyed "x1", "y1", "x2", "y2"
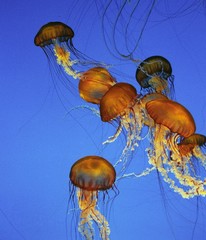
[
  {"x1": 100, "y1": 82, "x2": 137, "y2": 122},
  {"x1": 34, "y1": 22, "x2": 74, "y2": 47},
  {"x1": 69, "y1": 156, "x2": 116, "y2": 240},
  {"x1": 70, "y1": 155, "x2": 116, "y2": 191},
  {"x1": 146, "y1": 99, "x2": 196, "y2": 137},
  {"x1": 78, "y1": 67, "x2": 117, "y2": 104},
  {"x1": 136, "y1": 56, "x2": 173, "y2": 98}
]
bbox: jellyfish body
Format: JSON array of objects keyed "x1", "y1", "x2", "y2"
[
  {"x1": 100, "y1": 82, "x2": 144, "y2": 171},
  {"x1": 168, "y1": 133, "x2": 206, "y2": 197},
  {"x1": 144, "y1": 98, "x2": 199, "y2": 198},
  {"x1": 79, "y1": 67, "x2": 117, "y2": 104},
  {"x1": 100, "y1": 82, "x2": 137, "y2": 122},
  {"x1": 34, "y1": 22, "x2": 74, "y2": 47},
  {"x1": 178, "y1": 134, "x2": 206, "y2": 156},
  {"x1": 35, "y1": 21, "x2": 99, "y2": 81},
  {"x1": 69, "y1": 155, "x2": 116, "y2": 240},
  {"x1": 136, "y1": 56, "x2": 174, "y2": 98},
  {"x1": 146, "y1": 99, "x2": 195, "y2": 137}
]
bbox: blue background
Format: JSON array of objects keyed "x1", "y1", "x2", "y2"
[{"x1": 1, "y1": 0, "x2": 206, "y2": 239}]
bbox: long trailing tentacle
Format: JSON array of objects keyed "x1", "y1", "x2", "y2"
[{"x1": 77, "y1": 189, "x2": 111, "y2": 240}]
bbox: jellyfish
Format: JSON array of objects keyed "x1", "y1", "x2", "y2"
[
  {"x1": 69, "y1": 155, "x2": 116, "y2": 240},
  {"x1": 99, "y1": 82, "x2": 145, "y2": 171},
  {"x1": 178, "y1": 134, "x2": 206, "y2": 157},
  {"x1": 79, "y1": 67, "x2": 117, "y2": 104},
  {"x1": 135, "y1": 56, "x2": 174, "y2": 98},
  {"x1": 144, "y1": 98, "x2": 201, "y2": 198},
  {"x1": 34, "y1": 21, "x2": 105, "y2": 84},
  {"x1": 169, "y1": 133, "x2": 206, "y2": 197},
  {"x1": 34, "y1": 21, "x2": 82, "y2": 80}
]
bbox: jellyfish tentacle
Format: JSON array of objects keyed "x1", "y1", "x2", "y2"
[
  {"x1": 118, "y1": 104, "x2": 143, "y2": 170},
  {"x1": 54, "y1": 44, "x2": 81, "y2": 79},
  {"x1": 193, "y1": 146, "x2": 206, "y2": 169},
  {"x1": 68, "y1": 105, "x2": 100, "y2": 117},
  {"x1": 90, "y1": 206, "x2": 110, "y2": 240},
  {"x1": 118, "y1": 166, "x2": 156, "y2": 180},
  {"x1": 77, "y1": 190, "x2": 96, "y2": 240},
  {"x1": 103, "y1": 121, "x2": 123, "y2": 145},
  {"x1": 77, "y1": 189, "x2": 110, "y2": 240},
  {"x1": 148, "y1": 126, "x2": 206, "y2": 198}
]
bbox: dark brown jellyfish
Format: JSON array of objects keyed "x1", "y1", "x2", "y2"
[
  {"x1": 144, "y1": 98, "x2": 200, "y2": 198},
  {"x1": 136, "y1": 56, "x2": 174, "y2": 98},
  {"x1": 34, "y1": 22, "x2": 74, "y2": 47},
  {"x1": 34, "y1": 22, "x2": 81, "y2": 79},
  {"x1": 78, "y1": 67, "x2": 117, "y2": 104},
  {"x1": 178, "y1": 134, "x2": 206, "y2": 156},
  {"x1": 69, "y1": 155, "x2": 116, "y2": 240}
]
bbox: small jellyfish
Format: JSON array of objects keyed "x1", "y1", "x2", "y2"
[
  {"x1": 79, "y1": 67, "x2": 117, "y2": 104},
  {"x1": 169, "y1": 133, "x2": 206, "y2": 197},
  {"x1": 100, "y1": 82, "x2": 144, "y2": 171},
  {"x1": 69, "y1": 155, "x2": 116, "y2": 240},
  {"x1": 145, "y1": 98, "x2": 198, "y2": 198},
  {"x1": 136, "y1": 56, "x2": 174, "y2": 98},
  {"x1": 178, "y1": 134, "x2": 206, "y2": 157}
]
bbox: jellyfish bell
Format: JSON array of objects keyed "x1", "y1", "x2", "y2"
[
  {"x1": 136, "y1": 56, "x2": 174, "y2": 98},
  {"x1": 100, "y1": 82, "x2": 138, "y2": 122},
  {"x1": 70, "y1": 155, "x2": 116, "y2": 191},
  {"x1": 34, "y1": 21, "x2": 74, "y2": 47},
  {"x1": 146, "y1": 99, "x2": 196, "y2": 138},
  {"x1": 69, "y1": 155, "x2": 116, "y2": 240},
  {"x1": 78, "y1": 67, "x2": 117, "y2": 104}
]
